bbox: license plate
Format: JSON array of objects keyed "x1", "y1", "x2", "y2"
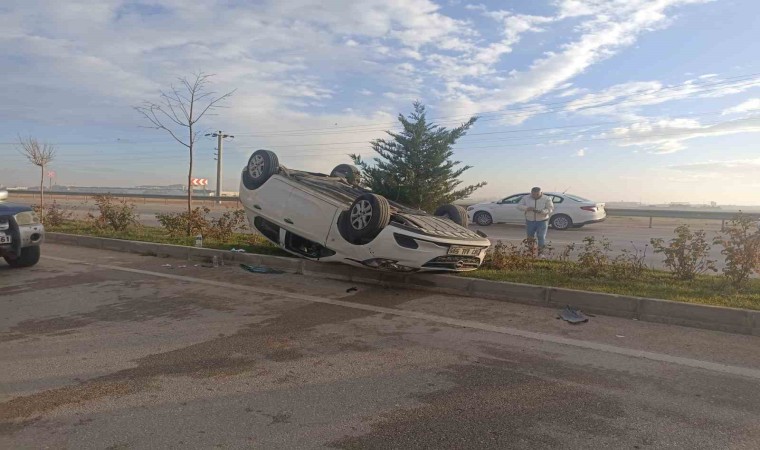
[
  {"x1": 448, "y1": 245, "x2": 480, "y2": 256},
  {"x1": 0, "y1": 234, "x2": 11, "y2": 245}
]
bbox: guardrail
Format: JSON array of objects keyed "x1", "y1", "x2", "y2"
[
  {"x1": 605, "y1": 208, "x2": 760, "y2": 229},
  {"x1": 7, "y1": 189, "x2": 241, "y2": 205},
  {"x1": 7, "y1": 190, "x2": 759, "y2": 227}
]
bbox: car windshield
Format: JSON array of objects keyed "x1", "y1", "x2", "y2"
[{"x1": 564, "y1": 194, "x2": 591, "y2": 202}]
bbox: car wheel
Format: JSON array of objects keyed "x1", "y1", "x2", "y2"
[
  {"x1": 345, "y1": 193, "x2": 390, "y2": 242},
  {"x1": 551, "y1": 214, "x2": 573, "y2": 230},
  {"x1": 330, "y1": 164, "x2": 361, "y2": 186},
  {"x1": 434, "y1": 204, "x2": 468, "y2": 227},
  {"x1": 242, "y1": 149, "x2": 279, "y2": 190},
  {"x1": 473, "y1": 211, "x2": 493, "y2": 226},
  {"x1": 4, "y1": 246, "x2": 41, "y2": 268}
]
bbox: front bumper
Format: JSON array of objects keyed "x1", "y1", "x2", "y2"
[
  {"x1": 0, "y1": 217, "x2": 44, "y2": 257},
  {"x1": 344, "y1": 225, "x2": 491, "y2": 273}
]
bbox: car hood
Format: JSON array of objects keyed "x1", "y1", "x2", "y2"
[{"x1": 0, "y1": 202, "x2": 33, "y2": 215}]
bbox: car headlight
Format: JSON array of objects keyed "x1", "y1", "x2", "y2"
[{"x1": 14, "y1": 211, "x2": 41, "y2": 226}]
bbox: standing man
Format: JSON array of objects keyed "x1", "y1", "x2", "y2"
[{"x1": 517, "y1": 187, "x2": 554, "y2": 256}]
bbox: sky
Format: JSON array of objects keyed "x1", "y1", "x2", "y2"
[{"x1": 1, "y1": 0, "x2": 759, "y2": 205}]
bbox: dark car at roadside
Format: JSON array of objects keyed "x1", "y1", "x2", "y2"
[{"x1": 0, "y1": 188, "x2": 45, "y2": 268}]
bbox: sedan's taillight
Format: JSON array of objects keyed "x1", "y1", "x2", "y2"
[{"x1": 580, "y1": 206, "x2": 596, "y2": 212}]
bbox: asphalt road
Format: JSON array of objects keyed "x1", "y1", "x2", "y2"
[{"x1": 2, "y1": 245, "x2": 760, "y2": 449}]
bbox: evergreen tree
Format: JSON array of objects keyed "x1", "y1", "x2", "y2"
[{"x1": 351, "y1": 102, "x2": 486, "y2": 212}]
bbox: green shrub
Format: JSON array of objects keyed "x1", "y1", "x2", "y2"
[
  {"x1": 714, "y1": 215, "x2": 760, "y2": 289},
  {"x1": 651, "y1": 225, "x2": 716, "y2": 280},
  {"x1": 87, "y1": 194, "x2": 139, "y2": 232},
  {"x1": 576, "y1": 236, "x2": 612, "y2": 277},
  {"x1": 157, "y1": 207, "x2": 248, "y2": 241},
  {"x1": 207, "y1": 208, "x2": 248, "y2": 241},
  {"x1": 156, "y1": 206, "x2": 210, "y2": 237},
  {"x1": 483, "y1": 239, "x2": 536, "y2": 271},
  {"x1": 611, "y1": 242, "x2": 650, "y2": 279},
  {"x1": 32, "y1": 201, "x2": 73, "y2": 227}
]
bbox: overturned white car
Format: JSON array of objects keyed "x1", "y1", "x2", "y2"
[{"x1": 239, "y1": 150, "x2": 491, "y2": 272}]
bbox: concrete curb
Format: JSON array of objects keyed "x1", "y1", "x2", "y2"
[{"x1": 45, "y1": 233, "x2": 760, "y2": 336}]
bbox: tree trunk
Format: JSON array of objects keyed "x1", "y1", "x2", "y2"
[
  {"x1": 40, "y1": 164, "x2": 45, "y2": 223},
  {"x1": 187, "y1": 145, "x2": 193, "y2": 236}
]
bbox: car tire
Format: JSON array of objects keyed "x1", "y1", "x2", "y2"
[
  {"x1": 473, "y1": 211, "x2": 493, "y2": 226},
  {"x1": 4, "y1": 246, "x2": 41, "y2": 268},
  {"x1": 242, "y1": 149, "x2": 279, "y2": 190},
  {"x1": 551, "y1": 214, "x2": 573, "y2": 230},
  {"x1": 434, "y1": 204, "x2": 468, "y2": 227},
  {"x1": 330, "y1": 164, "x2": 361, "y2": 186},
  {"x1": 345, "y1": 193, "x2": 390, "y2": 242}
]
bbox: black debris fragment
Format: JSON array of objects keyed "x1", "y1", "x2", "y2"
[
  {"x1": 559, "y1": 305, "x2": 589, "y2": 324},
  {"x1": 240, "y1": 263, "x2": 285, "y2": 274}
]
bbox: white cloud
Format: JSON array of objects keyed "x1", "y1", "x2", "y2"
[
  {"x1": 607, "y1": 117, "x2": 760, "y2": 154},
  {"x1": 575, "y1": 148, "x2": 586, "y2": 157},
  {"x1": 565, "y1": 77, "x2": 760, "y2": 119},
  {"x1": 489, "y1": 0, "x2": 710, "y2": 105},
  {"x1": 722, "y1": 98, "x2": 760, "y2": 115},
  {"x1": 433, "y1": 0, "x2": 711, "y2": 124},
  {"x1": 556, "y1": 87, "x2": 588, "y2": 98},
  {"x1": 668, "y1": 158, "x2": 760, "y2": 176}
]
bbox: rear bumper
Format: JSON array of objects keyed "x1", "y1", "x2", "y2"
[{"x1": 577, "y1": 217, "x2": 606, "y2": 226}]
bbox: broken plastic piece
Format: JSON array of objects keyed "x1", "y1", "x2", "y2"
[
  {"x1": 346, "y1": 287, "x2": 358, "y2": 293},
  {"x1": 239, "y1": 263, "x2": 285, "y2": 274},
  {"x1": 559, "y1": 305, "x2": 588, "y2": 324},
  {"x1": 161, "y1": 264, "x2": 172, "y2": 268}
]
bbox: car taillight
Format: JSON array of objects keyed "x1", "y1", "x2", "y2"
[{"x1": 580, "y1": 206, "x2": 596, "y2": 212}]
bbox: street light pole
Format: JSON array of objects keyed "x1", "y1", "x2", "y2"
[
  {"x1": 205, "y1": 131, "x2": 234, "y2": 205},
  {"x1": 216, "y1": 132, "x2": 223, "y2": 204}
]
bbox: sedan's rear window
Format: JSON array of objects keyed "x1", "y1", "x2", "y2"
[{"x1": 564, "y1": 194, "x2": 591, "y2": 202}]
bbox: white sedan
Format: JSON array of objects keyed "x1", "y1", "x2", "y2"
[
  {"x1": 467, "y1": 192, "x2": 606, "y2": 230},
  {"x1": 239, "y1": 150, "x2": 491, "y2": 272}
]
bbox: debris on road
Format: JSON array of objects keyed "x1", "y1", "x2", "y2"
[
  {"x1": 558, "y1": 306, "x2": 589, "y2": 324},
  {"x1": 240, "y1": 263, "x2": 285, "y2": 274},
  {"x1": 346, "y1": 287, "x2": 358, "y2": 293},
  {"x1": 230, "y1": 248, "x2": 247, "y2": 253},
  {"x1": 161, "y1": 264, "x2": 173, "y2": 268}
]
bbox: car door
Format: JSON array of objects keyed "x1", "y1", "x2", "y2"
[
  {"x1": 494, "y1": 194, "x2": 527, "y2": 223},
  {"x1": 241, "y1": 176, "x2": 291, "y2": 226},
  {"x1": 548, "y1": 194, "x2": 564, "y2": 217},
  {"x1": 283, "y1": 184, "x2": 341, "y2": 246}
]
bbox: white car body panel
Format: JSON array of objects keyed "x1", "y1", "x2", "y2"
[{"x1": 240, "y1": 170, "x2": 491, "y2": 272}]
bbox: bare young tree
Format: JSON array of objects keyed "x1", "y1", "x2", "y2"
[
  {"x1": 17, "y1": 136, "x2": 56, "y2": 223},
  {"x1": 135, "y1": 72, "x2": 234, "y2": 235}
]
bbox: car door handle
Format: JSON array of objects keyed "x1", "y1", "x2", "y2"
[{"x1": 284, "y1": 218, "x2": 294, "y2": 224}]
